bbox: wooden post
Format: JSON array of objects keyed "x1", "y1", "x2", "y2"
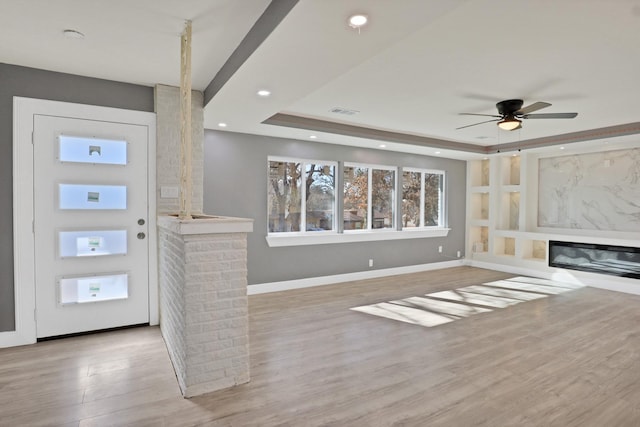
[{"x1": 179, "y1": 20, "x2": 193, "y2": 219}]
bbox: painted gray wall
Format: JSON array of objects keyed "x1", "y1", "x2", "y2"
[
  {"x1": 0, "y1": 63, "x2": 154, "y2": 332},
  {"x1": 203, "y1": 130, "x2": 467, "y2": 285}
]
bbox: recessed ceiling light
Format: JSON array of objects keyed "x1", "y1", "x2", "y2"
[
  {"x1": 257, "y1": 90, "x2": 271, "y2": 97},
  {"x1": 379, "y1": 144, "x2": 386, "y2": 148},
  {"x1": 309, "y1": 135, "x2": 317, "y2": 139},
  {"x1": 63, "y1": 29, "x2": 85, "y2": 39},
  {"x1": 348, "y1": 14, "x2": 368, "y2": 29},
  {"x1": 559, "y1": 146, "x2": 565, "y2": 150},
  {"x1": 435, "y1": 151, "x2": 441, "y2": 154},
  {"x1": 218, "y1": 123, "x2": 227, "y2": 128}
]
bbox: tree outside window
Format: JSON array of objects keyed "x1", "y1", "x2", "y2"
[
  {"x1": 268, "y1": 159, "x2": 336, "y2": 233},
  {"x1": 402, "y1": 169, "x2": 444, "y2": 228},
  {"x1": 344, "y1": 164, "x2": 395, "y2": 230}
]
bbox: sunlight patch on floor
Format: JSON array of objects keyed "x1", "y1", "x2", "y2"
[
  {"x1": 350, "y1": 277, "x2": 584, "y2": 328},
  {"x1": 350, "y1": 302, "x2": 456, "y2": 327},
  {"x1": 458, "y1": 285, "x2": 548, "y2": 301},
  {"x1": 391, "y1": 296, "x2": 492, "y2": 317},
  {"x1": 482, "y1": 280, "x2": 575, "y2": 295},
  {"x1": 426, "y1": 290, "x2": 521, "y2": 308}
]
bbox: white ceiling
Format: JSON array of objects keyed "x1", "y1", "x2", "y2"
[{"x1": 3, "y1": 0, "x2": 640, "y2": 159}]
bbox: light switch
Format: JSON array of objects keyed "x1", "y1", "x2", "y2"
[{"x1": 160, "y1": 186, "x2": 179, "y2": 198}]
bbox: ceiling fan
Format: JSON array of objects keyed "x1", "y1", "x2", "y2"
[{"x1": 457, "y1": 99, "x2": 578, "y2": 131}]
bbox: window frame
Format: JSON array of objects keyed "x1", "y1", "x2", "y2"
[
  {"x1": 267, "y1": 156, "x2": 338, "y2": 235},
  {"x1": 265, "y1": 159, "x2": 450, "y2": 247},
  {"x1": 343, "y1": 162, "x2": 397, "y2": 232},
  {"x1": 402, "y1": 167, "x2": 446, "y2": 229}
]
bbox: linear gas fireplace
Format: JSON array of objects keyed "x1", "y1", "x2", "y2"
[{"x1": 549, "y1": 241, "x2": 640, "y2": 279}]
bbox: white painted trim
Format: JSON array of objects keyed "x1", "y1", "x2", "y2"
[
  {"x1": 158, "y1": 214, "x2": 253, "y2": 235},
  {"x1": 1, "y1": 98, "x2": 37, "y2": 348},
  {"x1": 4, "y1": 97, "x2": 157, "y2": 347},
  {"x1": 266, "y1": 228, "x2": 450, "y2": 247},
  {"x1": 469, "y1": 260, "x2": 640, "y2": 296},
  {"x1": 247, "y1": 260, "x2": 463, "y2": 295},
  {"x1": 147, "y1": 120, "x2": 159, "y2": 326}
]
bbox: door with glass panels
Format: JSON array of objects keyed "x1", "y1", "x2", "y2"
[{"x1": 33, "y1": 115, "x2": 149, "y2": 338}]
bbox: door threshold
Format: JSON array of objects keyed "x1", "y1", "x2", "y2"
[{"x1": 37, "y1": 322, "x2": 150, "y2": 342}]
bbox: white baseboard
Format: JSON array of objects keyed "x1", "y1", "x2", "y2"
[
  {"x1": 0, "y1": 330, "x2": 35, "y2": 349},
  {"x1": 467, "y1": 260, "x2": 554, "y2": 280},
  {"x1": 248, "y1": 260, "x2": 464, "y2": 295},
  {"x1": 468, "y1": 260, "x2": 640, "y2": 296}
]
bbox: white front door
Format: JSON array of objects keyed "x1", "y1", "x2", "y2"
[{"x1": 33, "y1": 115, "x2": 150, "y2": 338}]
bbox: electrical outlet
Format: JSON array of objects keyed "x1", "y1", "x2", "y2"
[
  {"x1": 457, "y1": 250, "x2": 461, "y2": 258},
  {"x1": 369, "y1": 259, "x2": 373, "y2": 267},
  {"x1": 438, "y1": 246, "x2": 443, "y2": 253}
]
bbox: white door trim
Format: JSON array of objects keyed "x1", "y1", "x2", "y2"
[{"x1": 4, "y1": 97, "x2": 157, "y2": 348}]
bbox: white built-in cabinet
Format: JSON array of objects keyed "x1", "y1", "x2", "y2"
[
  {"x1": 466, "y1": 145, "x2": 640, "y2": 294},
  {"x1": 467, "y1": 154, "x2": 547, "y2": 267}
]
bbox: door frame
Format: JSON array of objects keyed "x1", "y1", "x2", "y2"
[{"x1": 7, "y1": 97, "x2": 157, "y2": 347}]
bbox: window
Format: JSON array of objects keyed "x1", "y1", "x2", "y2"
[
  {"x1": 266, "y1": 157, "x2": 450, "y2": 247},
  {"x1": 344, "y1": 164, "x2": 395, "y2": 231},
  {"x1": 268, "y1": 158, "x2": 336, "y2": 233},
  {"x1": 402, "y1": 169, "x2": 445, "y2": 228},
  {"x1": 58, "y1": 135, "x2": 127, "y2": 165}
]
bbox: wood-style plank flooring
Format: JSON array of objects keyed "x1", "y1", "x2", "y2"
[{"x1": 1, "y1": 266, "x2": 640, "y2": 426}]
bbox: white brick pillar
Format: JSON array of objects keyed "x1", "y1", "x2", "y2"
[
  {"x1": 154, "y1": 84, "x2": 204, "y2": 215},
  {"x1": 158, "y1": 214, "x2": 253, "y2": 397}
]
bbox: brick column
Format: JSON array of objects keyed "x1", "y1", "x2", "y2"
[
  {"x1": 158, "y1": 214, "x2": 253, "y2": 397},
  {"x1": 154, "y1": 84, "x2": 204, "y2": 215}
]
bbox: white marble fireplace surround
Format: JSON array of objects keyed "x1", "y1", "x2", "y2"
[
  {"x1": 158, "y1": 214, "x2": 253, "y2": 398},
  {"x1": 538, "y1": 147, "x2": 640, "y2": 232}
]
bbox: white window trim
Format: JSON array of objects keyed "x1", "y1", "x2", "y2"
[
  {"x1": 265, "y1": 161, "x2": 450, "y2": 247},
  {"x1": 267, "y1": 156, "x2": 338, "y2": 234},
  {"x1": 266, "y1": 227, "x2": 450, "y2": 247}
]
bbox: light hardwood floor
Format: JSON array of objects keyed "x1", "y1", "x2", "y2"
[{"x1": 1, "y1": 266, "x2": 639, "y2": 426}]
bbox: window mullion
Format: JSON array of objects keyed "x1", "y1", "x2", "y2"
[
  {"x1": 439, "y1": 173, "x2": 444, "y2": 227},
  {"x1": 367, "y1": 168, "x2": 373, "y2": 230},
  {"x1": 420, "y1": 172, "x2": 425, "y2": 228},
  {"x1": 300, "y1": 162, "x2": 307, "y2": 232}
]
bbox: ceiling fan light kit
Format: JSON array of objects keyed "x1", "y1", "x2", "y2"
[
  {"x1": 457, "y1": 99, "x2": 578, "y2": 131},
  {"x1": 497, "y1": 116, "x2": 522, "y2": 131}
]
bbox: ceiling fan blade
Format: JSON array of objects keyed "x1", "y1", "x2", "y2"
[
  {"x1": 456, "y1": 118, "x2": 500, "y2": 130},
  {"x1": 523, "y1": 112, "x2": 578, "y2": 119},
  {"x1": 516, "y1": 101, "x2": 552, "y2": 115},
  {"x1": 459, "y1": 113, "x2": 501, "y2": 118}
]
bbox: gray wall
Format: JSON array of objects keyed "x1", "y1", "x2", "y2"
[
  {"x1": 203, "y1": 130, "x2": 467, "y2": 285},
  {"x1": 0, "y1": 63, "x2": 154, "y2": 332}
]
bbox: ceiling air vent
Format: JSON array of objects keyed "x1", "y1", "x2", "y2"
[{"x1": 329, "y1": 107, "x2": 359, "y2": 116}]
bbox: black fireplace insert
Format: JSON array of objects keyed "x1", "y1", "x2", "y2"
[{"x1": 549, "y1": 240, "x2": 640, "y2": 279}]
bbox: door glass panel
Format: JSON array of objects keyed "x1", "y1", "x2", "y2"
[
  {"x1": 59, "y1": 273, "x2": 129, "y2": 304},
  {"x1": 59, "y1": 135, "x2": 127, "y2": 165},
  {"x1": 59, "y1": 230, "x2": 127, "y2": 257},
  {"x1": 59, "y1": 184, "x2": 127, "y2": 209}
]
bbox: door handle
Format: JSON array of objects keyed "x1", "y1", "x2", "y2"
[
  {"x1": 137, "y1": 232, "x2": 146, "y2": 240},
  {"x1": 138, "y1": 218, "x2": 146, "y2": 226}
]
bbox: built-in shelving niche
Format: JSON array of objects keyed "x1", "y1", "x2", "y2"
[
  {"x1": 470, "y1": 192, "x2": 490, "y2": 221},
  {"x1": 494, "y1": 236, "x2": 516, "y2": 257},
  {"x1": 469, "y1": 225, "x2": 489, "y2": 253},
  {"x1": 522, "y1": 239, "x2": 547, "y2": 262}
]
